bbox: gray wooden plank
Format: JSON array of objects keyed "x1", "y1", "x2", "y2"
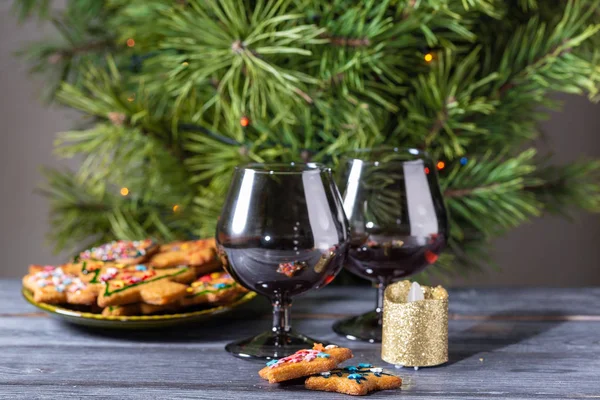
[
  {"x1": 0, "y1": 316, "x2": 598, "y2": 354},
  {"x1": 4, "y1": 279, "x2": 600, "y2": 317},
  {"x1": 1, "y1": 344, "x2": 600, "y2": 399}
]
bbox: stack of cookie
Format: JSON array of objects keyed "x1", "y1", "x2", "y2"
[
  {"x1": 22, "y1": 238, "x2": 248, "y2": 316},
  {"x1": 258, "y1": 343, "x2": 402, "y2": 396}
]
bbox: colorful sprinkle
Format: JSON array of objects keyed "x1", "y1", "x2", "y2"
[
  {"x1": 317, "y1": 352, "x2": 330, "y2": 358},
  {"x1": 79, "y1": 239, "x2": 154, "y2": 262},
  {"x1": 55, "y1": 285, "x2": 65, "y2": 293},
  {"x1": 267, "y1": 348, "x2": 327, "y2": 368},
  {"x1": 347, "y1": 373, "x2": 366, "y2": 383},
  {"x1": 135, "y1": 265, "x2": 147, "y2": 271},
  {"x1": 320, "y1": 371, "x2": 331, "y2": 377},
  {"x1": 266, "y1": 359, "x2": 279, "y2": 367},
  {"x1": 345, "y1": 366, "x2": 358, "y2": 372},
  {"x1": 36, "y1": 280, "x2": 47, "y2": 288},
  {"x1": 213, "y1": 283, "x2": 228, "y2": 289},
  {"x1": 370, "y1": 367, "x2": 383, "y2": 374},
  {"x1": 358, "y1": 363, "x2": 373, "y2": 368}
]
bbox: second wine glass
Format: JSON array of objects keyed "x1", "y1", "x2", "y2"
[
  {"x1": 333, "y1": 148, "x2": 449, "y2": 343},
  {"x1": 216, "y1": 163, "x2": 349, "y2": 359}
]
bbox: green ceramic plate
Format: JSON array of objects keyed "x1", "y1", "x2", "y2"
[{"x1": 22, "y1": 287, "x2": 257, "y2": 329}]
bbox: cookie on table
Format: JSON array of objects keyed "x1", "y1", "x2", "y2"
[
  {"x1": 102, "y1": 270, "x2": 247, "y2": 316},
  {"x1": 78, "y1": 239, "x2": 158, "y2": 265},
  {"x1": 305, "y1": 364, "x2": 402, "y2": 396},
  {"x1": 23, "y1": 265, "x2": 99, "y2": 305},
  {"x1": 180, "y1": 271, "x2": 247, "y2": 307},
  {"x1": 96, "y1": 264, "x2": 196, "y2": 307},
  {"x1": 259, "y1": 344, "x2": 353, "y2": 384},
  {"x1": 149, "y1": 238, "x2": 219, "y2": 271}
]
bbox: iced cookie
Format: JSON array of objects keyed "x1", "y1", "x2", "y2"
[
  {"x1": 259, "y1": 344, "x2": 353, "y2": 383},
  {"x1": 78, "y1": 239, "x2": 157, "y2": 265},
  {"x1": 305, "y1": 364, "x2": 402, "y2": 396},
  {"x1": 23, "y1": 265, "x2": 98, "y2": 305},
  {"x1": 96, "y1": 265, "x2": 196, "y2": 307},
  {"x1": 180, "y1": 271, "x2": 247, "y2": 307},
  {"x1": 149, "y1": 238, "x2": 219, "y2": 270}
]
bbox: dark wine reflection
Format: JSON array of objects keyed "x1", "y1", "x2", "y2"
[
  {"x1": 333, "y1": 148, "x2": 449, "y2": 343},
  {"x1": 216, "y1": 163, "x2": 349, "y2": 359}
]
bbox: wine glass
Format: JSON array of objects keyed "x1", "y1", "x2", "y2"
[
  {"x1": 216, "y1": 163, "x2": 349, "y2": 359},
  {"x1": 333, "y1": 148, "x2": 448, "y2": 343}
]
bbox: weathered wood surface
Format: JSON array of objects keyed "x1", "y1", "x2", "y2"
[{"x1": 1, "y1": 280, "x2": 600, "y2": 399}]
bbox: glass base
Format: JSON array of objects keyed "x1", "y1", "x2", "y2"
[
  {"x1": 332, "y1": 310, "x2": 382, "y2": 343},
  {"x1": 225, "y1": 330, "x2": 331, "y2": 360}
]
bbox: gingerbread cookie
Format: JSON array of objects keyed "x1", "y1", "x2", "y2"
[
  {"x1": 96, "y1": 265, "x2": 196, "y2": 307},
  {"x1": 23, "y1": 265, "x2": 99, "y2": 305},
  {"x1": 259, "y1": 344, "x2": 353, "y2": 384},
  {"x1": 149, "y1": 238, "x2": 219, "y2": 271},
  {"x1": 305, "y1": 364, "x2": 402, "y2": 396},
  {"x1": 78, "y1": 239, "x2": 157, "y2": 265},
  {"x1": 180, "y1": 271, "x2": 247, "y2": 307}
]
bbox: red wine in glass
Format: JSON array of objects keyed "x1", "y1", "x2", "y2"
[
  {"x1": 216, "y1": 163, "x2": 349, "y2": 359},
  {"x1": 333, "y1": 148, "x2": 449, "y2": 343}
]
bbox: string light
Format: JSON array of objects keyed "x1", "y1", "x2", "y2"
[
  {"x1": 460, "y1": 157, "x2": 468, "y2": 165},
  {"x1": 424, "y1": 53, "x2": 434, "y2": 63},
  {"x1": 240, "y1": 116, "x2": 250, "y2": 127},
  {"x1": 424, "y1": 167, "x2": 430, "y2": 175},
  {"x1": 126, "y1": 38, "x2": 135, "y2": 47},
  {"x1": 173, "y1": 204, "x2": 180, "y2": 213},
  {"x1": 120, "y1": 187, "x2": 130, "y2": 196},
  {"x1": 436, "y1": 161, "x2": 446, "y2": 170}
]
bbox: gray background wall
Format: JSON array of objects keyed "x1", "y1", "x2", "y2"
[{"x1": 1, "y1": 3, "x2": 599, "y2": 285}]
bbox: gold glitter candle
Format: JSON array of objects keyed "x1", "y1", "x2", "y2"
[{"x1": 381, "y1": 281, "x2": 448, "y2": 367}]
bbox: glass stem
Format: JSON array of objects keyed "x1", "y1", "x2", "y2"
[
  {"x1": 272, "y1": 294, "x2": 292, "y2": 336},
  {"x1": 375, "y1": 280, "x2": 387, "y2": 326}
]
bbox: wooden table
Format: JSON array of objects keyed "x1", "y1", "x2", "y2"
[{"x1": 1, "y1": 280, "x2": 599, "y2": 399}]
